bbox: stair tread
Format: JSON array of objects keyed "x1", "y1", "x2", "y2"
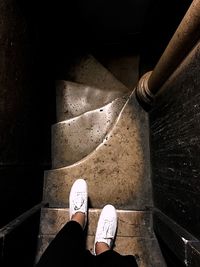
[
  {"x1": 36, "y1": 208, "x2": 166, "y2": 267},
  {"x1": 67, "y1": 55, "x2": 129, "y2": 92},
  {"x1": 52, "y1": 95, "x2": 128, "y2": 168},
  {"x1": 39, "y1": 208, "x2": 153, "y2": 237},
  {"x1": 56, "y1": 80, "x2": 128, "y2": 121},
  {"x1": 44, "y1": 93, "x2": 151, "y2": 210}
]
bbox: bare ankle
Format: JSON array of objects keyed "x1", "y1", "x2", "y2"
[
  {"x1": 95, "y1": 242, "x2": 110, "y2": 255},
  {"x1": 71, "y1": 212, "x2": 85, "y2": 229}
]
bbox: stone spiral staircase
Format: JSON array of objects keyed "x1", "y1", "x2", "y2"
[{"x1": 36, "y1": 55, "x2": 166, "y2": 266}]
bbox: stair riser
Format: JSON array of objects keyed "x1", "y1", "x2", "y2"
[
  {"x1": 67, "y1": 55, "x2": 129, "y2": 92},
  {"x1": 52, "y1": 97, "x2": 127, "y2": 168},
  {"x1": 39, "y1": 208, "x2": 153, "y2": 238},
  {"x1": 56, "y1": 80, "x2": 126, "y2": 121}
]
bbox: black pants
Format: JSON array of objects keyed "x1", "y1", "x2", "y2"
[{"x1": 36, "y1": 221, "x2": 138, "y2": 267}]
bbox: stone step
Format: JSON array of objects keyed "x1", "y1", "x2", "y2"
[
  {"x1": 36, "y1": 208, "x2": 166, "y2": 267},
  {"x1": 66, "y1": 55, "x2": 129, "y2": 93},
  {"x1": 44, "y1": 93, "x2": 152, "y2": 210},
  {"x1": 52, "y1": 95, "x2": 128, "y2": 168},
  {"x1": 97, "y1": 55, "x2": 139, "y2": 90},
  {"x1": 56, "y1": 80, "x2": 128, "y2": 122}
]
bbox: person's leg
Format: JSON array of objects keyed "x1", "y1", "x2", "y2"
[
  {"x1": 36, "y1": 219, "x2": 85, "y2": 267},
  {"x1": 93, "y1": 204, "x2": 138, "y2": 267},
  {"x1": 95, "y1": 242, "x2": 110, "y2": 255},
  {"x1": 95, "y1": 250, "x2": 138, "y2": 267},
  {"x1": 36, "y1": 179, "x2": 94, "y2": 267},
  {"x1": 94, "y1": 204, "x2": 117, "y2": 256}
]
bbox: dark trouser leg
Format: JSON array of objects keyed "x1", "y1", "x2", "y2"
[
  {"x1": 95, "y1": 250, "x2": 138, "y2": 267},
  {"x1": 36, "y1": 221, "x2": 93, "y2": 267}
]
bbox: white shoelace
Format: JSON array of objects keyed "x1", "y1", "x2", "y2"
[
  {"x1": 98, "y1": 219, "x2": 115, "y2": 239},
  {"x1": 73, "y1": 192, "x2": 86, "y2": 211}
]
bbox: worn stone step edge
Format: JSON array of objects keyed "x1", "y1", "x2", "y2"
[
  {"x1": 56, "y1": 80, "x2": 129, "y2": 121},
  {"x1": 39, "y1": 208, "x2": 153, "y2": 238},
  {"x1": 50, "y1": 91, "x2": 131, "y2": 170},
  {"x1": 66, "y1": 54, "x2": 129, "y2": 92},
  {"x1": 51, "y1": 95, "x2": 128, "y2": 168}
]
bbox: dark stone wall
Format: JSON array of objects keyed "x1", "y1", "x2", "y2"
[
  {"x1": 149, "y1": 41, "x2": 200, "y2": 239},
  {"x1": 0, "y1": 0, "x2": 55, "y2": 227}
]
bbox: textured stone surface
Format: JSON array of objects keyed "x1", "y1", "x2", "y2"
[
  {"x1": 44, "y1": 92, "x2": 151, "y2": 209},
  {"x1": 56, "y1": 80, "x2": 128, "y2": 121},
  {"x1": 67, "y1": 55, "x2": 130, "y2": 92},
  {"x1": 52, "y1": 95, "x2": 128, "y2": 168},
  {"x1": 150, "y1": 41, "x2": 200, "y2": 239},
  {"x1": 39, "y1": 208, "x2": 153, "y2": 237},
  {"x1": 36, "y1": 208, "x2": 166, "y2": 267}
]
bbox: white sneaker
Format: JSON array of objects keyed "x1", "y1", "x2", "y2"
[
  {"x1": 94, "y1": 204, "x2": 117, "y2": 255},
  {"x1": 69, "y1": 179, "x2": 88, "y2": 228}
]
